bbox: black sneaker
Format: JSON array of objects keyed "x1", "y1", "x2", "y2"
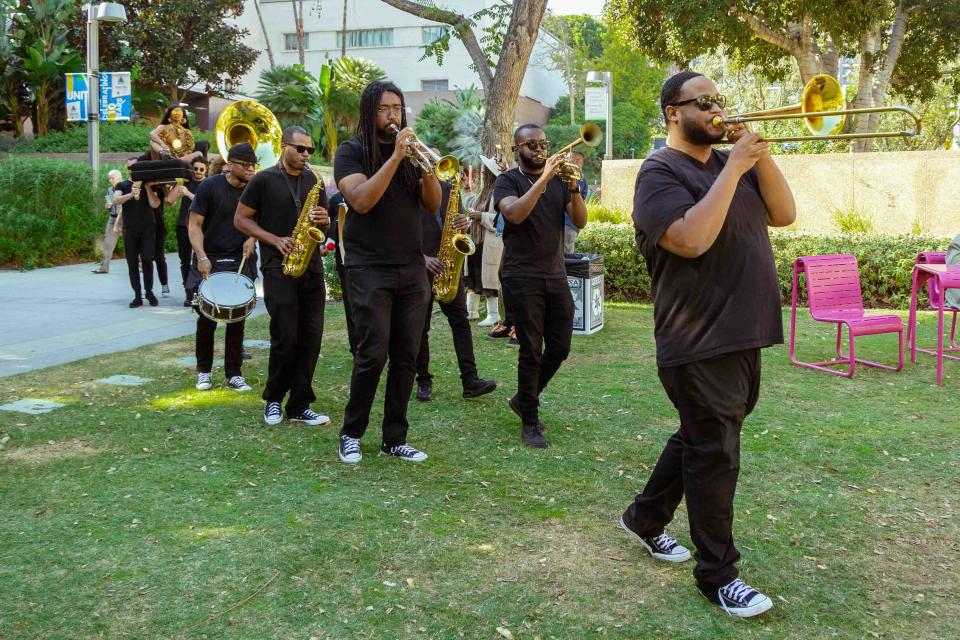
[
  {"x1": 129, "y1": 297, "x2": 143, "y2": 308},
  {"x1": 618, "y1": 516, "x2": 691, "y2": 562},
  {"x1": 145, "y1": 292, "x2": 159, "y2": 307},
  {"x1": 338, "y1": 433, "x2": 362, "y2": 464},
  {"x1": 379, "y1": 443, "x2": 428, "y2": 462},
  {"x1": 521, "y1": 421, "x2": 548, "y2": 448},
  {"x1": 288, "y1": 408, "x2": 331, "y2": 426},
  {"x1": 415, "y1": 381, "x2": 432, "y2": 401},
  {"x1": 161, "y1": 284, "x2": 170, "y2": 297},
  {"x1": 263, "y1": 401, "x2": 283, "y2": 426},
  {"x1": 226, "y1": 375, "x2": 252, "y2": 392},
  {"x1": 462, "y1": 378, "x2": 496, "y2": 398},
  {"x1": 508, "y1": 394, "x2": 522, "y2": 419},
  {"x1": 241, "y1": 348, "x2": 253, "y2": 360},
  {"x1": 702, "y1": 578, "x2": 773, "y2": 618}
]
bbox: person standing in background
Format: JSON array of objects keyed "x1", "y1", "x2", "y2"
[{"x1": 92, "y1": 169, "x2": 124, "y2": 274}]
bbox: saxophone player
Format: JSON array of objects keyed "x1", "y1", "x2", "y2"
[
  {"x1": 235, "y1": 126, "x2": 332, "y2": 427},
  {"x1": 415, "y1": 145, "x2": 497, "y2": 403},
  {"x1": 333, "y1": 80, "x2": 441, "y2": 464},
  {"x1": 494, "y1": 124, "x2": 587, "y2": 448}
]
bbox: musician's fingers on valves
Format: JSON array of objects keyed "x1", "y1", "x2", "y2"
[
  {"x1": 274, "y1": 236, "x2": 295, "y2": 256},
  {"x1": 452, "y1": 213, "x2": 469, "y2": 232},
  {"x1": 310, "y1": 205, "x2": 329, "y2": 227}
]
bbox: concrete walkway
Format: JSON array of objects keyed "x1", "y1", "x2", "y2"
[{"x1": 0, "y1": 253, "x2": 265, "y2": 378}]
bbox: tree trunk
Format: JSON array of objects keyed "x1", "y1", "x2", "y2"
[
  {"x1": 169, "y1": 84, "x2": 179, "y2": 104},
  {"x1": 476, "y1": 0, "x2": 549, "y2": 207},
  {"x1": 35, "y1": 87, "x2": 48, "y2": 136},
  {"x1": 254, "y1": 0, "x2": 276, "y2": 69},
  {"x1": 292, "y1": 0, "x2": 305, "y2": 67},
  {"x1": 341, "y1": 0, "x2": 348, "y2": 57}
]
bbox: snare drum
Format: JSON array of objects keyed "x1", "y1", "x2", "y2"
[{"x1": 194, "y1": 272, "x2": 257, "y2": 323}]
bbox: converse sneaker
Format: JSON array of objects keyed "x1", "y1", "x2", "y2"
[
  {"x1": 706, "y1": 578, "x2": 773, "y2": 618},
  {"x1": 263, "y1": 401, "x2": 283, "y2": 426},
  {"x1": 618, "y1": 516, "x2": 691, "y2": 563},
  {"x1": 338, "y1": 433, "x2": 362, "y2": 464},
  {"x1": 379, "y1": 443, "x2": 428, "y2": 462},
  {"x1": 161, "y1": 284, "x2": 170, "y2": 297},
  {"x1": 288, "y1": 408, "x2": 331, "y2": 426},
  {"x1": 226, "y1": 375, "x2": 252, "y2": 392},
  {"x1": 195, "y1": 372, "x2": 213, "y2": 391}
]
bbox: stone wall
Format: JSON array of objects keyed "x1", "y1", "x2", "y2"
[{"x1": 601, "y1": 150, "x2": 960, "y2": 235}]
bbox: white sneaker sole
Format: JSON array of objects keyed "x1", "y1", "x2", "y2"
[
  {"x1": 378, "y1": 451, "x2": 428, "y2": 462},
  {"x1": 718, "y1": 594, "x2": 773, "y2": 618},
  {"x1": 290, "y1": 416, "x2": 331, "y2": 426},
  {"x1": 618, "y1": 516, "x2": 692, "y2": 563},
  {"x1": 264, "y1": 415, "x2": 283, "y2": 426},
  {"x1": 195, "y1": 383, "x2": 212, "y2": 391}
]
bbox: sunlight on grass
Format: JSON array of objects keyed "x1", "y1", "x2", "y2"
[{"x1": 149, "y1": 389, "x2": 255, "y2": 410}]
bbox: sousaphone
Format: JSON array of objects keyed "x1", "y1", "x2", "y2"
[{"x1": 215, "y1": 100, "x2": 283, "y2": 167}]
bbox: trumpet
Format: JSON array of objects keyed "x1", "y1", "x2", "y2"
[
  {"x1": 387, "y1": 124, "x2": 459, "y2": 179},
  {"x1": 554, "y1": 123, "x2": 603, "y2": 181},
  {"x1": 711, "y1": 74, "x2": 921, "y2": 143}
]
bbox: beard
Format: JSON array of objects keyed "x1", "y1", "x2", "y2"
[
  {"x1": 681, "y1": 116, "x2": 725, "y2": 145},
  {"x1": 522, "y1": 153, "x2": 546, "y2": 170}
]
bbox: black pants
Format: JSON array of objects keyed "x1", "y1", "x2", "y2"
[
  {"x1": 622, "y1": 348, "x2": 761, "y2": 591},
  {"x1": 262, "y1": 268, "x2": 326, "y2": 414},
  {"x1": 154, "y1": 220, "x2": 168, "y2": 287},
  {"x1": 501, "y1": 277, "x2": 574, "y2": 424},
  {"x1": 416, "y1": 279, "x2": 478, "y2": 386},
  {"x1": 176, "y1": 225, "x2": 193, "y2": 298},
  {"x1": 196, "y1": 315, "x2": 245, "y2": 378},
  {"x1": 123, "y1": 225, "x2": 156, "y2": 298},
  {"x1": 342, "y1": 264, "x2": 430, "y2": 447},
  {"x1": 335, "y1": 251, "x2": 357, "y2": 357}
]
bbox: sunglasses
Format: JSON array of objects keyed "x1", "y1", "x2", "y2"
[
  {"x1": 670, "y1": 94, "x2": 727, "y2": 111},
  {"x1": 231, "y1": 160, "x2": 255, "y2": 170},
  {"x1": 283, "y1": 143, "x2": 315, "y2": 155},
  {"x1": 512, "y1": 140, "x2": 550, "y2": 151}
]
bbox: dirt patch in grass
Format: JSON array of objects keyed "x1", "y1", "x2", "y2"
[{"x1": 3, "y1": 439, "x2": 98, "y2": 465}]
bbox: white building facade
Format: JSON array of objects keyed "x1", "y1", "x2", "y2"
[{"x1": 230, "y1": 0, "x2": 567, "y2": 125}]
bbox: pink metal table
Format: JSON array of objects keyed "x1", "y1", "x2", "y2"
[{"x1": 907, "y1": 263, "x2": 960, "y2": 385}]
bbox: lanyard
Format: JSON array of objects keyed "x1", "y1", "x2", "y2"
[{"x1": 277, "y1": 163, "x2": 303, "y2": 212}]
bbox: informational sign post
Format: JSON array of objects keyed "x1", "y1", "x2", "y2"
[
  {"x1": 584, "y1": 87, "x2": 608, "y2": 121},
  {"x1": 65, "y1": 71, "x2": 131, "y2": 122}
]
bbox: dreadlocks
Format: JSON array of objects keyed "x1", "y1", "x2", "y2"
[{"x1": 355, "y1": 80, "x2": 421, "y2": 196}]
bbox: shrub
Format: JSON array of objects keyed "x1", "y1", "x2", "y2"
[
  {"x1": 574, "y1": 223, "x2": 949, "y2": 310},
  {"x1": 8, "y1": 123, "x2": 216, "y2": 153},
  {"x1": 586, "y1": 201, "x2": 629, "y2": 224},
  {"x1": 323, "y1": 252, "x2": 342, "y2": 301},
  {"x1": 831, "y1": 207, "x2": 874, "y2": 234}
]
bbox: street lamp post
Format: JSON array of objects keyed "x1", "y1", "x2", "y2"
[
  {"x1": 86, "y1": 2, "x2": 127, "y2": 195},
  {"x1": 587, "y1": 70, "x2": 613, "y2": 159}
]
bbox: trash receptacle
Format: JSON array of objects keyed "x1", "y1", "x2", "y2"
[{"x1": 564, "y1": 252, "x2": 604, "y2": 335}]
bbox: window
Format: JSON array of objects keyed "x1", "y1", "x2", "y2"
[
  {"x1": 421, "y1": 79, "x2": 449, "y2": 91},
  {"x1": 283, "y1": 32, "x2": 310, "y2": 50},
  {"x1": 336, "y1": 28, "x2": 394, "y2": 49},
  {"x1": 422, "y1": 26, "x2": 448, "y2": 44}
]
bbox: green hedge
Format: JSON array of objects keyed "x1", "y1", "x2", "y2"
[
  {"x1": 0, "y1": 156, "x2": 181, "y2": 268},
  {"x1": 6, "y1": 123, "x2": 216, "y2": 153},
  {"x1": 575, "y1": 223, "x2": 951, "y2": 310}
]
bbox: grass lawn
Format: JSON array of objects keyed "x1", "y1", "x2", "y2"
[{"x1": 1, "y1": 304, "x2": 957, "y2": 639}]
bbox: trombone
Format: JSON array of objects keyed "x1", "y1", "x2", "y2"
[
  {"x1": 388, "y1": 124, "x2": 459, "y2": 181},
  {"x1": 713, "y1": 74, "x2": 922, "y2": 143}
]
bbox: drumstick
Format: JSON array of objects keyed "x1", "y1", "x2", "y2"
[
  {"x1": 236, "y1": 254, "x2": 248, "y2": 282},
  {"x1": 203, "y1": 272, "x2": 221, "y2": 314}
]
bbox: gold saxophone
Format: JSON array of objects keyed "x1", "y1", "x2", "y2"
[
  {"x1": 433, "y1": 168, "x2": 476, "y2": 304},
  {"x1": 282, "y1": 166, "x2": 327, "y2": 278}
]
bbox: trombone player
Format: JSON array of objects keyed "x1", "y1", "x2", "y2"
[{"x1": 617, "y1": 71, "x2": 795, "y2": 618}]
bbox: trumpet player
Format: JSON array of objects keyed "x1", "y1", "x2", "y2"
[
  {"x1": 493, "y1": 124, "x2": 587, "y2": 448},
  {"x1": 235, "y1": 126, "x2": 332, "y2": 428},
  {"x1": 333, "y1": 80, "x2": 441, "y2": 464},
  {"x1": 618, "y1": 71, "x2": 794, "y2": 618}
]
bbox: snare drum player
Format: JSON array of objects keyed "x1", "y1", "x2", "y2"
[
  {"x1": 187, "y1": 143, "x2": 258, "y2": 392},
  {"x1": 235, "y1": 127, "x2": 332, "y2": 427}
]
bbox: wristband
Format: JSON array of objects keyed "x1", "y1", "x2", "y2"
[{"x1": 198, "y1": 256, "x2": 210, "y2": 263}]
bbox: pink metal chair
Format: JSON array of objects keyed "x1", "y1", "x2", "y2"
[
  {"x1": 909, "y1": 251, "x2": 959, "y2": 356},
  {"x1": 789, "y1": 254, "x2": 904, "y2": 378}
]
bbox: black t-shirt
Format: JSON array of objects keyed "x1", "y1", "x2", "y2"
[
  {"x1": 177, "y1": 178, "x2": 201, "y2": 228},
  {"x1": 333, "y1": 137, "x2": 424, "y2": 268},
  {"x1": 239, "y1": 163, "x2": 326, "y2": 273},
  {"x1": 189, "y1": 173, "x2": 247, "y2": 259},
  {"x1": 633, "y1": 147, "x2": 783, "y2": 367},
  {"x1": 493, "y1": 167, "x2": 571, "y2": 279},
  {"x1": 116, "y1": 180, "x2": 159, "y2": 230}
]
